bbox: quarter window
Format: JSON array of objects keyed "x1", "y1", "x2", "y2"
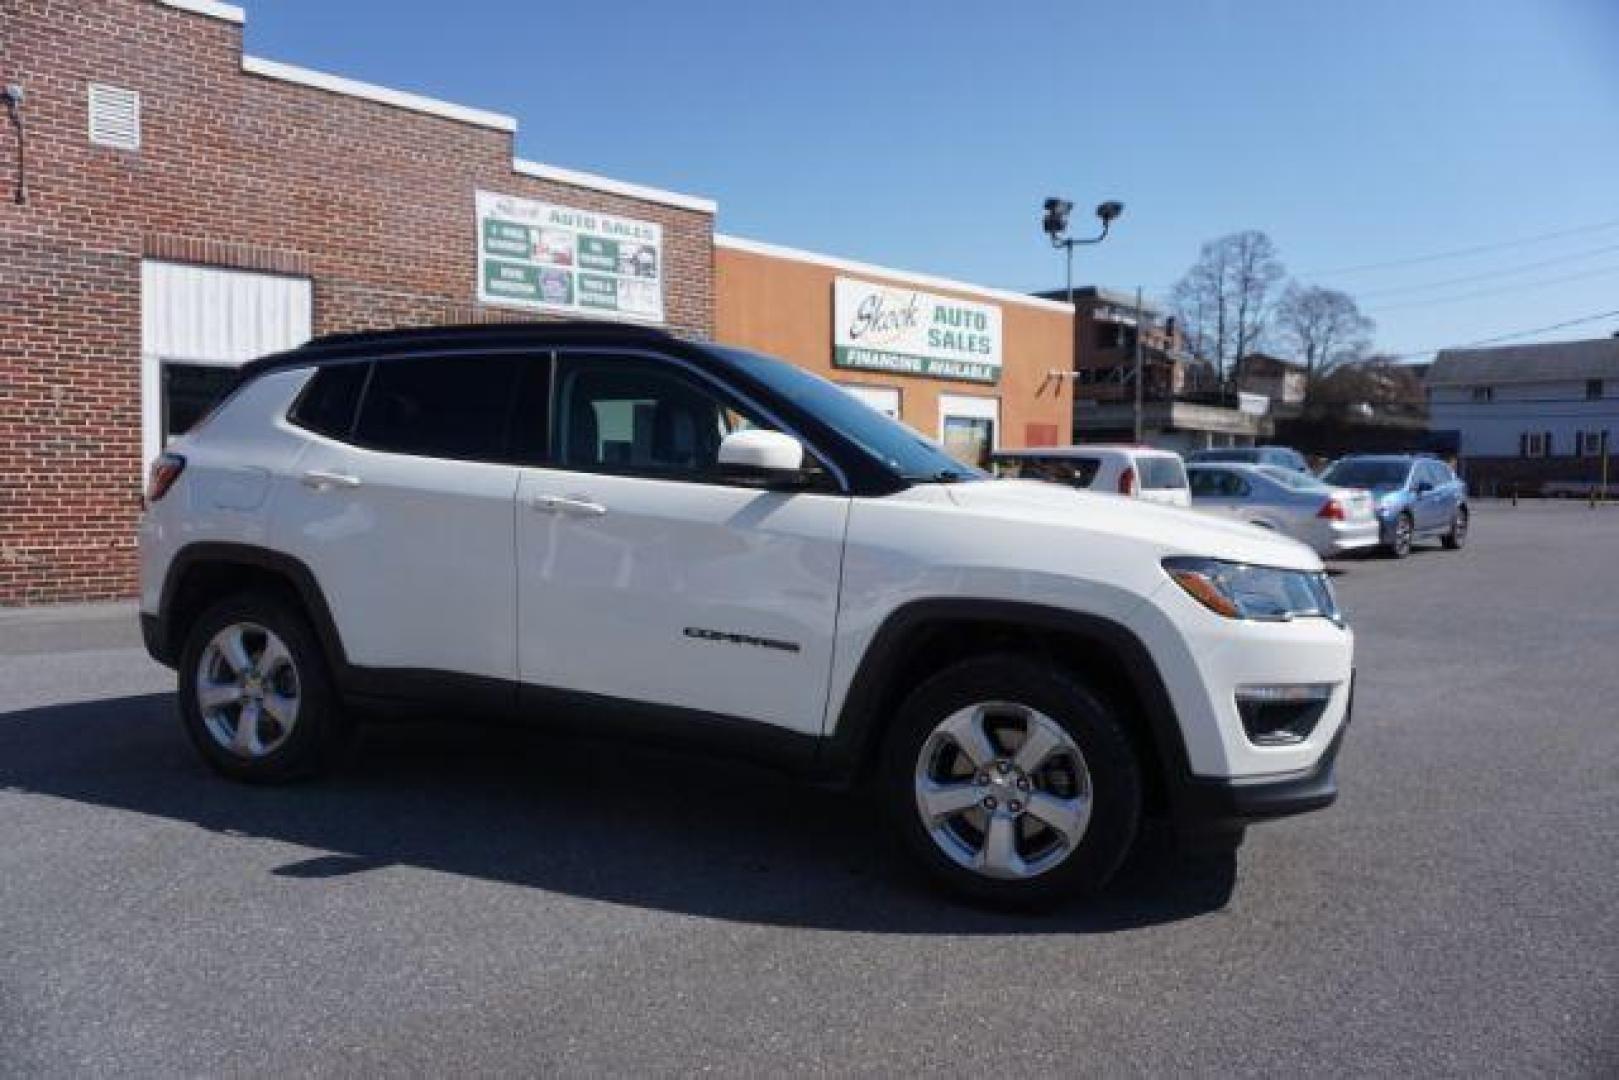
[
  {"x1": 289, "y1": 363, "x2": 368, "y2": 440},
  {"x1": 353, "y1": 354, "x2": 525, "y2": 461}
]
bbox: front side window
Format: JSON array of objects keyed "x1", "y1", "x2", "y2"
[
  {"x1": 353, "y1": 354, "x2": 526, "y2": 461},
  {"x1": 554, "y1": 356, "x2": 763, "y2": 479},
  {"x1": 712, "y1": 346, "x2": 983, "y2": 481}
]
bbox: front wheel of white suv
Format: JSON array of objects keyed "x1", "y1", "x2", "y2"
[
  {"x1": 881, "y1": 654, "x2": 1142, "y2": 908},
  {"x1": 177, "y1": 591, "x2": 351, "y2": 782}
]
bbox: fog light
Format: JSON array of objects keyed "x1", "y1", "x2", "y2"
[{"x1": 1235, "y1": 683, "x2": 1334, "y2": 745}]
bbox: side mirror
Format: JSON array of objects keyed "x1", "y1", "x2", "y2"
[
  {"x1": 717, "y1": 429, "x2": 811, "y2": 489},
  {"x1": 1415, "y1": 481, "x2": 1433, "y2": 494}
]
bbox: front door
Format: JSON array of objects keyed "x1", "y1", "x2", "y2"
[{"x1": 515, "y1": 352, "x2": 850, "y2": 738}]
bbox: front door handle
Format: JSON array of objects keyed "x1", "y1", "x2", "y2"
[
  {"x1": 528, "y1": 493, "x2": 606, "y2": 516},
  {"x1": 301, "y1": 469, "x2": 361, "y2": 490}
]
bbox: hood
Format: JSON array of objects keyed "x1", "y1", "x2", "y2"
[{"x1": 938, "y1": 479, "x2": 1323, "y2": 571}]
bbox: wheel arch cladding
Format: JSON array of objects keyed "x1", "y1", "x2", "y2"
[
  {"x1": 824, "y1": 599, "x2": 1189, "y2": 811},
  {"x1": 158, "y1": 543, "x2": 346, "y2": 671}
]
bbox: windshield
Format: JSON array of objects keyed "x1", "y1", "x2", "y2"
[
  {"x1": 1259, "y1": 465, "x2": 1329, "y2": 491},
  {"x1": 1322, "y1": 459, "x2": 1411, "y2": 489},
  {"x1": 713, "y1": 346, "x2": 985, "y2": 481}
]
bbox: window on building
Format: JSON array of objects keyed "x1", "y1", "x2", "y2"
[
  {"x1": 161, "y1": 363, "x2": 240, "y2": 442},
  {"x1": 1521, "y1": 431, "x2": 1549, "y2": 458},
  {"x1": 353, "y1": 355, "x2": 526, "y2": 461},
  {"x1": 1471, "y1": 386, "x2": 1494, "y2": 402},
  {"x1": 1577, "y1": 430, "x2": 1609, "y2": 458},
  {"x1": 1587, "y1": 379, "x2": 1604, "y2": 401}
]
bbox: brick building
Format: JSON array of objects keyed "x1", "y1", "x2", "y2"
[{"x1": 2, "y1": 0, "x2": 1074, "y2": 604}]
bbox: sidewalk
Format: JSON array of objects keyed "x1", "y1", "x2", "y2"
[{"x1": 0, "y1": 601, "x2": 142, "y2": 657}]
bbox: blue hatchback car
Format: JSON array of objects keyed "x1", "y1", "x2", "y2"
[{"x1": 1319, "y1": 455, "x2": 1469, "y2": 558}]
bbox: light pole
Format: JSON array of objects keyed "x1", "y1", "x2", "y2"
[{"x1": 1042, "y1": 198, "x2": 1123, "y2": 307}]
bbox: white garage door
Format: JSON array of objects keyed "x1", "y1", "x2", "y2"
[{"x1": 140, "y1": 261, "x2": 313, "y2": 467}]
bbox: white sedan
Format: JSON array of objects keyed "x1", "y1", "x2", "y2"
[{"x1": 1187, "y1": 462, "x2": 1380, "y2": 556}]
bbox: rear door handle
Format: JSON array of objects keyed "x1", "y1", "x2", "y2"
[
  {"x1": 528, "y1": 493, "x2": 606, "y2": 516},
  {"x1": 301, "y1": 469, "x2": 361, "y2": 490}
]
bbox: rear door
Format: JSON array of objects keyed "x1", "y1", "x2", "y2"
[
  {"x1": 274, "y1": 353, "x2": 529, "y2": 681},
  {"x1": 514, "y1": 350, "x2": 851, "y2": 739}
]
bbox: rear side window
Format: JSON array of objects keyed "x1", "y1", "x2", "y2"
[
  {"x1": 1000, "y1": 456, "x2": 1101, "y2": 487},
  {"x1": 1138, "y1": 456, "x2": 1187, "y2": 490},
  {"x1": 289, "y1": 363, "x2": 369, "y2": 440},
  {"x1": 354, "y1": 355, "x2": 525, "y2": 461}
]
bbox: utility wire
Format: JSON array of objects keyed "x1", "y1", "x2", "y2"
[
  {"x1": 1305, "y1": 218, "x2": 1619, "y2": 277},
  {"x1": 1368, "y1": 263, "x2": 1619, "y2": 313},
  {"x1": 1355, "y1": 241, "x2": 1619, "y2": 299},
  {"x1": 1385, "y1": 309, "x2": 1619, "y2": 360}
]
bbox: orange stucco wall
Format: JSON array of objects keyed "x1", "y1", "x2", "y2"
[{"x1": 714, "y1": 245, "x2": 1073, "y2": 451}]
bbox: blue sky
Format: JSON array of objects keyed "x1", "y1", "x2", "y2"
[{"x1": 246, "y1": 0, "x2": 1619, "y2": 360}]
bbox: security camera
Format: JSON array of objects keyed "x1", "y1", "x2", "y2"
[{"x1": 1095, "y1": 200, "x2": 1124, "y2": 224}]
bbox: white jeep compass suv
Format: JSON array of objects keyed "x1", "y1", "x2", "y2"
[{"x1": 140, "y1": 323, "x2": 1353, "y2": 906}]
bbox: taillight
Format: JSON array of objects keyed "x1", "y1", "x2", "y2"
[
  {"x1": 1317, "y1": 497, "x2": 1346, "y2": 521},
  {"x1": 146, "y1": 452, "x2": 186, "y2": 503},
  {"x1": 1118, "y1": 466, "x2": 1136, "y2": 495}
]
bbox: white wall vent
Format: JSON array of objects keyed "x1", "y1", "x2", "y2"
[{"x1": 88, "y1": 83, "x2": 141, "y2": 150}]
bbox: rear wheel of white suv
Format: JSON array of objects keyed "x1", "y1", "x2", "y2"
[
  {"x1": 881, "y1": 654, "x2": 1142, "y2": 908},
  {"x1": 177, "y1": 591, "x2": 350, "y2": 782}
]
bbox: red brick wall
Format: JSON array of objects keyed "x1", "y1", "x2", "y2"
[{"x1": 1, "y1": 0, "x2": 715, "y2": 603}]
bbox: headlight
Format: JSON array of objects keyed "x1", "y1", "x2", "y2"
[{"x1": 1163, "y1": 557, "x2": 1342, "y2": 624}]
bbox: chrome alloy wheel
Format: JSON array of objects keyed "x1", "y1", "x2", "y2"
[
  {"x1": 913, "y1": 702, "x2": 1093, "y2": 880},
  {"x1": 195, "y1": 622, "x2": 301, "y2": 759}
]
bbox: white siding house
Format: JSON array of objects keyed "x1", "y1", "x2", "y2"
[{"x1": 1427, "y1": 337, "x2": 1618, "y2": 492}]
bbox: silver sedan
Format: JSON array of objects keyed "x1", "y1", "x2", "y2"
[{"x1": 1187, "y1": 463, "x2": 1380, "y2": 557}]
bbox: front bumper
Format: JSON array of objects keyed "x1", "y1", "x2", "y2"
[{"x1": 1170, "y1": 673, "x2": 1352, "y2": 842}]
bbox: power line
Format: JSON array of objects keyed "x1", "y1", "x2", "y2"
[
  {"x1": 1368, "y1": 263, "x2": 1619, "y2": 313},
  {"x1": 1355, "y1": 241, "x2": 1619, "y2": 299},
  {"x1": 1305, "y1": 218, "x2": 1619, "y2": 277},
  {"x1": 1385, "y1": 308, "x2": 1619, "y2": 360}
]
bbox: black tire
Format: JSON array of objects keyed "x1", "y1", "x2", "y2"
[
  {"x1": 1385, "y1": 512, "x2": 1414, "y2": 559},
  {"x1": 880, "y1": 653, "x2": 1143, "y2": 909},
  {"x1": 1442, "y1": 505, "x2": 1468, "y2": 549},
  {"x1": 177, "y1": 590, "x2": 351, "y2": 782}
]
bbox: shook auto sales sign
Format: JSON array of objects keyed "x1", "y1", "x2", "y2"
[
  {"x1": 476, "y1": 190, "x2": 664, "y2": 323},
  {"x1": 833, "y1": 277, "x2": 1002, "y2": 384}
]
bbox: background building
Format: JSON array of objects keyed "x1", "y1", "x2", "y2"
[
  {"x1": 1427, "y1": 337, "x2": 1618, "y2": 495},
  {"x1": 717, "y1": 238, "x2": 1074, "y2": 467},
  {"x1": 1038, "y1": 286, "x2": 1269, "y2": 452},
  {"x1": 1, "y1": 0, "x2": 1074, "y2": 604}
]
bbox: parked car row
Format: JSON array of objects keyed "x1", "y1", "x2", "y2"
[{"x1": 993, "y1": 446, "x2": 1468, "y2": 560}]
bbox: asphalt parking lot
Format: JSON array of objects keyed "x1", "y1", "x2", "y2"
[{"x1": 2, "y1": 501, "x2": 1615, "y2": 1076}]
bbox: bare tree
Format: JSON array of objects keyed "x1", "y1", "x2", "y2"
[
  {"x1": 1170, "y1": 230, "x2": 1285, "y2": 387},
  {"x1": 1275, "y1": 283, "x2": 1375, "y2": 390}
]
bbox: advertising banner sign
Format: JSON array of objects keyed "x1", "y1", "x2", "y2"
[
  {"x1": 833, "y1": 277, "x2": 1002, "y2": 384},
  {"x1": 476, "y1": 190, "x2": 663, "y2": 323}
]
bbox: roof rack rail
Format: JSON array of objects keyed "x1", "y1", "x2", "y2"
[{"x1": 303, "y1": 320, "x2": 676, "y2": 351}]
